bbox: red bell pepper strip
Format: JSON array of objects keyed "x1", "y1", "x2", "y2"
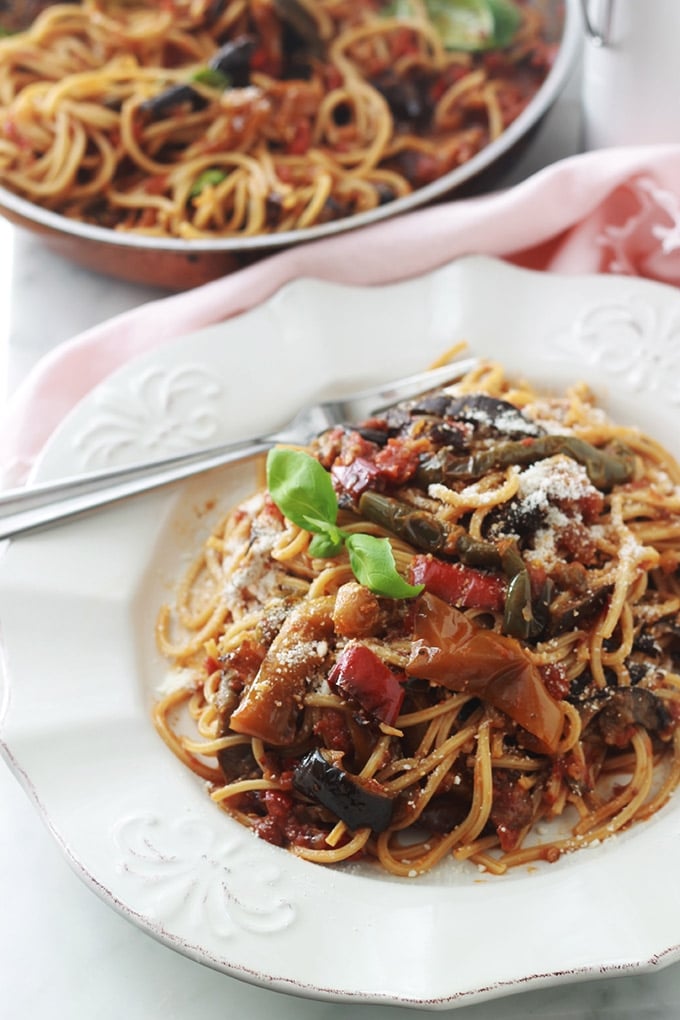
[
  {"x1": 406, "y1": 593, "x2": 566, "y2": 754},
  {"x1": 409, "y1": 554, "x2": 506, "y2": 613},
  {"x1": 328, "y1": 643, "x2": 405, "y2": 727}
]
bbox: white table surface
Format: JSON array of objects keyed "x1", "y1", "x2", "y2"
[{"x1": 3, "y1": 49, "x2": 680, "y2": 1020}]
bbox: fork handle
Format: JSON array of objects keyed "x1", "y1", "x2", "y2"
[{"x1": 0, "y1": 433, "x2": 277, "y2": 541}]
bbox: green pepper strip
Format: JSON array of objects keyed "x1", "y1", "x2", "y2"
[
  {"x1": 359, "y1": 493, "x2": 543, "y2": 639},
  {"x1": 358, "y1": 491, "x2": 461, "y2": 554},
  {"x1": 455, "y1": 534, "x2": 544, "y2": 639},
  {"x1": 418, "y1": 435, "x2": 637, "y2": 492},
  {"x1": 499, "y1": 542, "x2": 547, "y2": 640}
]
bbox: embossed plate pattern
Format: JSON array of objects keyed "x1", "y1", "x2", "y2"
[{"x1": 1, "y1": 256, "x2": 680, "y2": 1009}]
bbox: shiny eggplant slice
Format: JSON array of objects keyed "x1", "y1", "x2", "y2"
[
  {"x1": 370, "y1": 69, "x2": 432, "y2": 128},
  {"x1": 217, "y1": 741, "x2": 259, "y2": 783},
  {"x1": 208, "y1": 36, "x2": 256, "y2": 85},
  {"x1": 140, "y1": 83, "x2": 206, "y2": 119},
  {"x1": 585, "y1": 687, "x2": 672, "y2": 745},
  {"x1": 437, "y1": 394, "x2": 544, "y2": 439},
  {"x1": 292, "y1": 748, "x2": 395, "y2": 832},
  {"x1": 548, "y1": 586, "x2": 612, "y2": 636},
  {"x1": 273, "y1": 0, "x2": 326, "y2": 58},
  {"x1": 140, "y1": 36, "x2": 255, "y2": 121}
]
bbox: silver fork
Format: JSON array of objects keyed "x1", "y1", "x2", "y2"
[{"x1": 0, "y1": 357, "x2": 479, "y2": 541}]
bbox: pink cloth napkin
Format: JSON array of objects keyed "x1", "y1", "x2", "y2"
[{"x1": 5, "y1": 142, "x2": 680, "y2": 487}]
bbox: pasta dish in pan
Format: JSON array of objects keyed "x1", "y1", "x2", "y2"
[
  {"x1": 0, "y1": 0, "x2": 555, "y2": 238},
  {"x1": 155, "y1": 360, "x2": 680, "y2": 877}
]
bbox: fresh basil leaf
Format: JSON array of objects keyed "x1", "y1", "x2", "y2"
[
  {"x1": 189, "y1": 168, "x2": 228, "y2": 198},
  {"x1": 487, "y1": 0, "x2": 522, "y2": 47},
  {"x1": 266, "y1": 448, "x2": 424, "y2": 598},
  {"x1": 192, "y1": 66, "x2": 231, "y2": 90},
  {"x1": 425, "y1": 0, "x2": 495, "y2": 51},
  {"x1": 345, "y1": 533, "x2": 424, "y2": 599},
  {"x1": 266, "y1": 448, "x2": 339, "y2": 533},
  {"x1": 382, "y1": 0, "x2": 520, "y2": 51},
  {"x1": 309, "y1": 531, "x2": 346, "y2": 558}
]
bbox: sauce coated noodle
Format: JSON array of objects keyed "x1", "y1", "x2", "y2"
[{"x1": 0, "y1": 0, "x2": 553, "y2": 238}]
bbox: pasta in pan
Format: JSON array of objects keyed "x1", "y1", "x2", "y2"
[
  {"x1": 0, "y1": 0, "x2": 554, "y2": 238},
  {"x1": 155, "y1": 360, "x2": 680, "y2": 877}
]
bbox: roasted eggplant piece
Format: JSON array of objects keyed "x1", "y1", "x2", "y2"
[
  {"x1": 140, "y1": 36, "x2": 255, "y2": 121},
  {"x1": 139, "y1": 83, "x2": 207, "y2": 119},
  {"x1": 229, "y1": 596, "x2": 334, "y2": 745},
  {"x1": 584, "y1": 687, "x2": 673, "y2": 746},
  {"x1": 217, "y1": 740, "x2": 260, "y2": 783},
  {"x1": 293, "y1": 748, "x2": 395, "y2": 832},
  {"x1": 208, "y1": 36, "x2": 256, "y2": 86},
  {"x1": 435, "y1": 393, "x2": 545, "y2": 439},
  {"x1": 370, "y1": 69, "x2": 433, "y2": 128},
  {"x1": 548, "y1": 585, "x2": 612, "y2": 636},
  {"x1": 273, "y1": 0, "x2": 326, "y2": 59},
  {"x1": 490, "y1": 767, "x2": 547, "y2": 852}
]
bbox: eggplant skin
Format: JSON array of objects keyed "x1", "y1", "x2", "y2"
[{"x1": 293, "y1": 748, "x2": 395, "y2": 833}]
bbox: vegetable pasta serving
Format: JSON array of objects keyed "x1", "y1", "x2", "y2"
[
  {"x1": 155, "y1": 359, "x2": 680, "y2": 877},
  {"x1": 0, "y1": 0, "x2": 554, "y2": 238}
]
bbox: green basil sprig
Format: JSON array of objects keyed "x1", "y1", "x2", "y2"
[
  {"x1": 192, "y1": 66, "x2": 231, "y2": 90},
  {"x1": 189, "y1": 168, "x2": 228, "y2": 198},
  {"x1": 382, "y1": 0, "x2": 522, "y2": 51},
  {"x1": 266, "y1": 448, "x2": 424, "y2": 599}
]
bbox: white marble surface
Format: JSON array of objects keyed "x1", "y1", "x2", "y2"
[{"x1": 4, "y1": 49, "x2": 680, "y2": 1020}]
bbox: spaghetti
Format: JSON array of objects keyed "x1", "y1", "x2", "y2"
[
  {"x1": 0, "y1": 0, "x2": 554, "y2": 238},
  {"x1": 155, "y1": 360, "x2": 680, "y2": 876}
]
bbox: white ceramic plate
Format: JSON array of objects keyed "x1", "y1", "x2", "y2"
[{"x1": 2, "y1": 255, "x2": 680, "y2": 1010}]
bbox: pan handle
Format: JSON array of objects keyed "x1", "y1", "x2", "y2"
[{"x1": 580, "y1": 0, "x2": 614, "y2": 47}]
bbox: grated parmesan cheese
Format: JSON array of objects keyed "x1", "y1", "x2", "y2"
[
  {"x1": 517, "y1": 455, "x2": 597, "y2": 510},
  {"x1": 515, "y1": 456, "x2": 602, "y2": 568}
]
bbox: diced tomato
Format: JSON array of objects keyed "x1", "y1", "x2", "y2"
[
  {"x1": 313, "y1": 708, "x2": 353, "y2": 753},
  {"x1": 389, "y1": 27, "x2": 418, "y2": 60},
  {"x1": 328, "y1": 644, "x2": 405, "y2": 727},
  {"x1": 204, "y1": 655, "x2": 220, "y2": 676},
  {"x1": 276, "y1": 164, "x2": 295, "y2": 184},
  {"x1": 324, "y1": 66, "x2": 343, "y2": 90},
  {"x1": 145, "y1": 174, "x2": 168, "y2": 195},
  {"x1": 287, "y1": 119, "x2": 312, "y2": 155},
  {"x1": 409, "y1": 554, "x2": 507, "y2": 613},
  {"x1": 330, "y1": 434, "x2": 424, "y2": 499},
  {"x1": 262, "y1": 493, "x2": 285, "y2": 523},
  {"x1": 540, "y1": 662, "x2": 570, "y2": 701},
  {"x1": 332, "y1": 457, "x2": 383, "y2": 500},
  {"x1": 250, "y1": 45, "x2": 279, "y2": 75},
  {"x1": 374, "y1": 438, "x2": 423, "y2": 486},
  {"x1": 253, "y1": 789, "x2": 295, "y2": 846}
]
